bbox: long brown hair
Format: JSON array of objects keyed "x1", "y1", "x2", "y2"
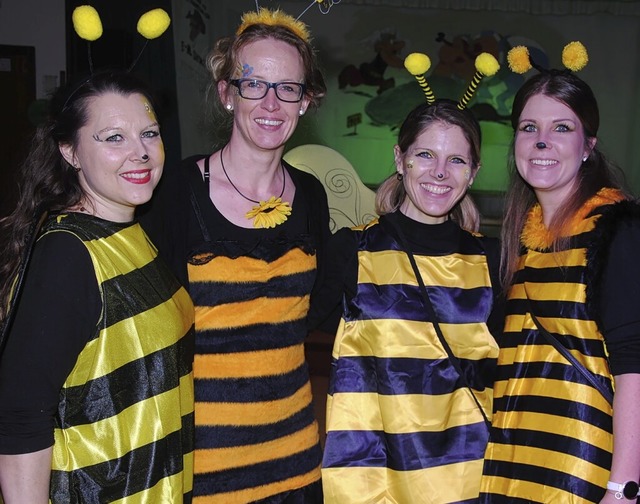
[
  {"x1": 0, "y1": 70, "x2": 158, "y2": 320},
  {"x1": 500, "y1": 70, "x2": 628, "y2": 288},
  {"x1": 376, "y1": 100, "x2": 482, "y2": 232}
]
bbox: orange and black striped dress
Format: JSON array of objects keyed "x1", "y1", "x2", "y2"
[{"x1": 175, "y1": 158, "x2": 329, "y2": 503}]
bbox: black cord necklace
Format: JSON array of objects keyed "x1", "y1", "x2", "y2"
[{"x1": 219, "y1": 148, "x2": 292, "y2": 228}]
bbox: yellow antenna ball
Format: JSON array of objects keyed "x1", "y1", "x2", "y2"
[
  {"x1": 562, "y1": 41, "x2": 588, "y2": 72},
  {"x1": 507, "y1": 46, "x2": 532, "y2": 74},
  {"x1": 475, "y1": 52, "x2": 500, "y2": 76},
  {"x1": 72, "y1": 5, "x2": 103, "y2": 42},
  {"x1": 404, "y1": 53, "x2": 431, "y2": 76},
  {"x1": 137, "y1": 9, "x2": 171, "y2": 40}
]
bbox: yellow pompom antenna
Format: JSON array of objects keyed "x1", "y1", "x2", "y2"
[
  {"x1": 129, "y1": 8, "x2": 172, "y2": 71},
  {"x1": 72, "y1": 5, "x2": 103, "y2": 42},
  {"x1": 238, "y1": 8, "x2": 311, "y2": 42},
  {"x1": 562, "y1": 41, "x2": 588, "y2": 72},
  {"x1": 137, "y1": 8, "x2": 171, "y2": 40},
  {"x1": 457, "y1": 52, "x2": 500, "y2": 110},
  {"x1": 404, "y1": 53, "x2": 435, "y2": 104},
  {"x1": 507, "y1": 46, "x2": 532, "y2": 74}
]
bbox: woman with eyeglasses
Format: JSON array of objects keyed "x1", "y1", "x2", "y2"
[{"x1": 139, "y1": 8, "x2": 329, "y2": 504}]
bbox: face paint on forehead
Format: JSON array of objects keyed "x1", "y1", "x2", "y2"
[
  {"x1": 142, "y1": 99, "x2": 157, "y2": 122},
  {"x1": 241, "y1": 63, "x2": 253, "y2": 77}
]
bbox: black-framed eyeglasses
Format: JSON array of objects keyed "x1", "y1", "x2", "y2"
[{"x1": 229, "y1": 79, "x2": 306, "y2": 103}]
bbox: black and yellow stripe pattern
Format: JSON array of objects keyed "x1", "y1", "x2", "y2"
[
  {"x1": 480, "y1": 193, "x2": 622, "y2": 504},
  {"x1": 188, "y1": 243, "x2": 322, "y2": 503},
  {"x1": 43, "y1": 213, "x2": 194, "y2": 503},
  {"x1": 323, "y1": 219, "x2": 498, "y2": 503}
]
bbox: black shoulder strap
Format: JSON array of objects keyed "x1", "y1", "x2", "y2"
[
  {"x1": 528, "y1": 308, "x2": 613, "y2": 405},
  {"x1": 0, "y1": 209, "x2": 49, "y2": 356},
  {"x1": 188, "y1": 155, "x2": 211, "y2": 244},
  {"x1": 387, "y1": 217, "x2": 491, "y2": 429}
]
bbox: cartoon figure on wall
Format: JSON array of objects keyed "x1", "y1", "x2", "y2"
[{"x1": 338, "y1": 30, "x2": 406, "y2": 95}]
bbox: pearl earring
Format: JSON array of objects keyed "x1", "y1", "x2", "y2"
[{"x1": 299, "y1": 109, "x2": 305, "y2": 116}]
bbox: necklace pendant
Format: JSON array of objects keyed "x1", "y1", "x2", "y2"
[{"x1": 245, "y1": 196, "x2": 292, "y2": 228}]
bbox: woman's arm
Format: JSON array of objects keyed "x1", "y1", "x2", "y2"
[
  {"x1": 600, "y1": 373, "x2": 640, "y2": 503},
  {"x1": 0, "y1": 447, "x2": 53, "y2": 504}
]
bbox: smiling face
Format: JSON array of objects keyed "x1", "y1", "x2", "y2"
[
  {"x1": 395, "y1": 121, "x2": 477, "y2": 224},
  {"x1": 515, "y1": 93, "x2": 595, "y2": 208},
  {"x1": 221, "y1": 37, "x2": 310, "y2": 152},
  {"x1": 60, "y1": 92, "x2": 164, "y2": 222}
]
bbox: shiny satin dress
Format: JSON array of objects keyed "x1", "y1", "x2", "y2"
[
  {"x1": 480, "y1": 189, "x2": 626, "y2": 504},
  {"x1": 46, "y1": 213, "x2": 195, "y2": 503},
  {"x1": 322, "y1": 213, "x2": 499, "y2": 504}
]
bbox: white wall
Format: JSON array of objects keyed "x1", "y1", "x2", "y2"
[{"x1": 0, "y1": 0, "x2": 66, "y2": 98}]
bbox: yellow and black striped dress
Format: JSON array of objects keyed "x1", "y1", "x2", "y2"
[
  {"x1": 44, "y1": 213, "x2": 195, "y2": 503},
  {"x1": 322, "y1": 213, "x2": 500, "y2": 504},
  {"x1": 480, "y1": 189, "x2": 626, "y2": 504}
]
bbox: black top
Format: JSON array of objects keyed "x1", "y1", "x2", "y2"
[
  {"x1": 138, "y1": 154, "x2": 331, "y2": 322},
  {"x1": 0, "y1": 231, "x2": 100, "y2": 454}
]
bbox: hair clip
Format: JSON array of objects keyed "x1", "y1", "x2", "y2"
[
  {"x1": 507, "y1": 41, "x2": 588, "y2": 75},
  {"x1": 404, "y1": 51, "x2": 499, "y2": 109},
  {"x1": 72, "y1": 5, "x2": 171, "y2": 73}
]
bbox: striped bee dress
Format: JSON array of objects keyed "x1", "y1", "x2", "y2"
[{"x1": 480, "y1": 189, "x2": 627, "y2": 503}]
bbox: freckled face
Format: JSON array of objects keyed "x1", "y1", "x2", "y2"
[
  {"x1": 60, "y1": 92, "x2": 164, "y2": 222},
  {"x1": 515, "y1": 93, "x2": 594, "y2": 206},
  {"x1": 222, "y1": 38, "x2": 310, "y2": 152},
  {"x1": 395, "y1": 121, "x2": 476, "y2": 224}
]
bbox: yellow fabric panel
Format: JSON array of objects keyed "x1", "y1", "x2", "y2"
[
  {"x1": 357, "y1": 249, "x2": 492, "y2": 288},
  {"x1": 491, "y1": 409, "x2": 612, "y2": 452},
  {"x1": 523, "y1": 281, "x2": 586, "y2": 303},
  {"x1": 194, "y1": 422, "x2": 319, "y2": 474},
  {"x1": 327, "y1": 388, "x2": 492, "y2": 433},
  {"x1": 110, "y1": 469, "x2": 193, "y2": 504},
  {"x1": 333, "y1": 319, "x2": 497, "y2": 361},
  {"x1": 196, "y1": 382, "x2": 312, "y2": 426},
  {"x1": 188, "y1": 249, "x2": 315, "y2": 284},
  {"x1": 322, "y1": 460, "x2": 485, "y2": 504},
  {"x1": 504, "y1": 313, "x2": 602, "y2": 340},
  {"x1": 195, "y1": 295, "x2": 310, "y2": 330},
  {"x1": 521, "y1": 247, "x2": 587, "y2": 269},
  {"x1": 480, "y1": 475, "x2": 595, "y2": 504},
  {"x1": 63, "y1": 290, "x2": 193, "y2": 387},
  {"x1": 51, "y1": 385, "x2": 185, "y2": 470},
  {"x1": 195, "y1": 344, "x2": 305, "y2": 379},
  {"x1": 192, "y1": 468, "x2": 321, "y2": 504},
  {"x1": 81, "y1": 226, "x2": 157, "y2": 281},
  {"x1": 180, "y1": 372, "x2": 195, "y2": 417},
  {"x1": 493, "y1": 377, "x2": 612, "y2": 414}
]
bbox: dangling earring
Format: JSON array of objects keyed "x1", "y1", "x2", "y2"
[{"x1": 396, "y1": 172, "x2": 403, "y2": 181}]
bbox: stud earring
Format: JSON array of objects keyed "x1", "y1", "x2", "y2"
[
  {"x1": 73, "y1": 164, "x2": 81, "y2": 173},
  {"x1": 299, "y1": 109, "x2": 305, "y2": 116},
  {"x1": 582, "y1": 155, "x2": 588, "y2": 162},
  {"x1": 226, "y1": 104, "x2": 233, "y2": 111}
]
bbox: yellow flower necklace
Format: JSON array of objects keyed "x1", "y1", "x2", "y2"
[{"x1": 220, "y1": 149, "x2": 292, "y2": 229}]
